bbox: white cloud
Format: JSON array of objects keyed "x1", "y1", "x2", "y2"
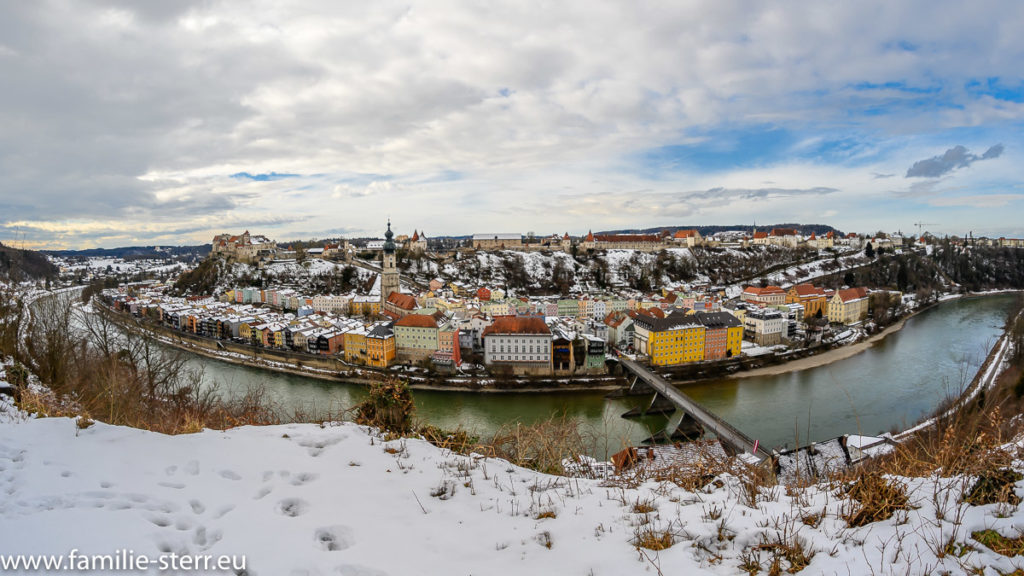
[{"x1": 2, "y1": 1, "x2": 1024, "y2": 246}]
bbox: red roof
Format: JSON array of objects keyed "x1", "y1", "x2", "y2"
[
  {"x1": 585, "y1": 230, "x2": 595, "y2": 242},
  {"x1": 386, "y1": 292, "x2": 417, "y2": 310},
  {"x1": 476, "y1": 287, "x2": 492, "y2": 301},
  {"x1": 604, "y1": 311, "x2": 632, "y2": 328},
  {"x1": 482, "y1": 316, "x2": 551, "y2": 337},
  {"x1": 411, "y1": 230, "x2": 419, "y2": 241},
  {"x1": 771, "y1": 228, "x2": 798, "y2": 236},
  {"x1": 395, "y1": 314, "x2": 438, "y2": 328},
  {"x1": 673, "y1": 229, "x2": 698, "y2": 239},
  {"x1": 753, "y1": 231, "x2": 768, "y2": 239},
  {"x1": 594, "y1": 234, "x2": 660, "y2": 243},
  {"x1": 837, "y1": 287, "x2": 868, "y2": 302},
  {"x1": 790, "y1": 284, "x2": 826, "y2": 297},
  {"x1": 743, "y1": 286, "x2": 785, "y2": 296}
]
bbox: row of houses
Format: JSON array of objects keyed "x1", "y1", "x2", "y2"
[
  {"x1": 101, "y1": 287, "x2": 623, "y2": 375},
  {"x1": 468, "y1": 228, "x2": 867, "y2": 253}
]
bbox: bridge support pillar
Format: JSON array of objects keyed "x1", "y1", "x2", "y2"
[
  {"x1": 643, "y1": 413, "x2": 705, "y2": 444},
  {"x1": 621, "y1": 391, "x2": 676, "y2": 418}
]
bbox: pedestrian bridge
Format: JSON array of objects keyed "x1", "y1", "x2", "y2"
[{"x1": 615, "y1": 357, "x2": 773, "y2": 463}]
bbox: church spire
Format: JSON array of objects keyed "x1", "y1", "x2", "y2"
[{"x1": 383, "y1": 219, "x2": 396, "y2": 254}]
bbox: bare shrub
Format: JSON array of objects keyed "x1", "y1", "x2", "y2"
[
  {"x1": 354, "y1": 378, "x2": 415, "y2": 434},
  {"x1": 841, "y1": 472, "x2": 910, "y2": 527}
]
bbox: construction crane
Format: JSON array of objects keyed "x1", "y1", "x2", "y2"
[{"x1": 914, "y1": 221, "x2": 937, "y2": 236}]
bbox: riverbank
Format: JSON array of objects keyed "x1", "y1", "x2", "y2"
[
  {"x1": 95, "y1": 292, "x2": 1016, "y2": 395},
  {"x1": 94, "y1": 302, "x2": 624, "y2": 393}
]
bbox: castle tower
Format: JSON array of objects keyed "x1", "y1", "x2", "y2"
[{"x1": 380, "y1": 220, "x2": 400, "y2": 306}]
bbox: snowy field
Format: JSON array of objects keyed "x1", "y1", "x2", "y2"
[{"x1": 3, "y1": 403, "x2": 1024, "y2": 575}]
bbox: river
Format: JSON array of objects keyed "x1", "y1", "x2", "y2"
[{"x1": 169, "y1": 294, "x2": 1016, "y2": 457}]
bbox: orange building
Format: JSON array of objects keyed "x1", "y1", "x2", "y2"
[
  {"x1": 365, "y1": 324, "x2": 396, "y2": 367},
  {"x1": 786, "y1": 284, "x2": 828, "y2": 319}
]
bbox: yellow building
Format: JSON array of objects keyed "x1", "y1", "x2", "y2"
[
  {"x1": 631, "y1": 311, "x2": 706, "y2": 366},
  {"x1": 366, "y1": 324, "x2": 396, "y2": 368},
  {"x1": 344, "y1": 329, "x2": 368, "y2": 364},
  {"x1": 828, "y1": 287, "x2": 869, "y2": 324},
  {"x1": 786, "y1": 284, "x2": 828, "y2": 320}
]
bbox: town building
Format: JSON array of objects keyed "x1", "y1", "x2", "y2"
[
  {"x1": 472, "y1": 233, "x2": 522, "y2": 250},
  {"x1": 482, "y1": 317, "x2": 553, "y2": 375},
  {"x1": 672, "y1": 229, "x2": 703, "y2": 247},
  {"x1": 785, "y1": 284, "x2": 828, "y2": 319},
  {"x1": 743, "y1": 307, "x2": 784, "y2": 346},
  {"x1": 695, "y1": 312, "x2": 743, "y2": 360},
  {"x1": 828, "y1": 287, "x2": 869, "y2": 325},
  {"x1": 631, "y1": 310, "x2": 706, "y2": 366},
  {"x1": 394, "y1": 314, "x2": 439, "y2": 362},
  {"x1": 741, "y1": 286, "x2": 786, "y2": 306}
]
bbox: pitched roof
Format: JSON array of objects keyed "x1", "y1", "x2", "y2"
[
  {"x1": 743, "y1": 286, "x2": 785, "y2": 296},
  {"x1": 673, "y1": 229, "x2": 699, "y2": 239},
  {"x1": 395, "y1": 314, "x2": 438, "y2": 329},
  {"x1": 594, "y1": 234, "x2": 660, "y2": 243},
  {"x1": 771, "y1": 228, "x2": 798, "y2": 236},
  {"x1": 482, "y1": 316, "x2": 551, "y2": 337},
  {"x1": 695, "y1": 311, "x2": 742, "y2": 329},
  {"x1": 790, "y1": 284, "x2": 826, "y2": 297},
  {"x1": 837, "y1": 287, "x2": 869, "y2": 303},
  {"x1": 753, "y1": 231, "x2": 768, "y2": 239},
  {"x1": 386, "y1": 291, "x2": 417, "y2": 310},
  {"x1": 631, "y1": 310, "x2": 703, "y2": 332},
  {"x1": 604, "y1": 311, "x2": 630, "y2": 328}
]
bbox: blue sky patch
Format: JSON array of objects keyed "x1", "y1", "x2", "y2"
[
  {"x1": 966, "y1": 77, "x2": 1024, "y2": 103},
  {"x1": 230, "y1": 172, "x2": 301, "y2": 181}
]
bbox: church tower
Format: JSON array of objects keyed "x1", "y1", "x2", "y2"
[{"x1": 380, "y1": 220, "x2": 400, "y2": 306}]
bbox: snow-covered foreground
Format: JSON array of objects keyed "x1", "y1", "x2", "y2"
[{"x1": 2, "y1": 410, "x2": 1024, "y2": 575}]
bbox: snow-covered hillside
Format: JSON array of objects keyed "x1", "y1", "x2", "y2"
[{"x1": 2, "y1": 409, "x2": 1024, "y2": 575}]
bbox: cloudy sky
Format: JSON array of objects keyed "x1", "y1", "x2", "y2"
[{"x1": 2, "y1": 1, "x2": 1023, "y2": 249}]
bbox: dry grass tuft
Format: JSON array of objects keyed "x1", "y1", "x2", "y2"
[
  {"x1": 631, "y1": 498, "x2": 657, "y2": 515},
  {"x1": 418, "y1": 425, "x2": 478, "y2": 454},
  {"x1": 476, "y1": 415, "x2": 589, "y2": 476},
  {"x1": 634, "y1": 525, "x2": 674, "y2": 551},
  {"x1": 841, "y1": 472, "x2": 910, "y2": 527},
  {"x1": 535, "y1": 510, "x2": 557, "y2": 520},
  {"x1": 753, "y1": 530, "x2": 816, "y2": 574}
]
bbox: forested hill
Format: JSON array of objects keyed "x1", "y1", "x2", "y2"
[
  {"x1": 0, "y1": 243, "x2": 58, "y2": 281},
  {"x1": 44, "y1": 245, "x2": 210, "y2": 259},
  {"x1": 598, "y1": 223, "x2": 844, "y2": 237}
]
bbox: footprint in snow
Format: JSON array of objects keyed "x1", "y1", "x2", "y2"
[
  {"x1": 158, "y1": 481, "x2": 186, "y2": 489},
  {"x1": 185, "y1": 460, "x2": 200, "y2": 476},
  {"x1": 147, "y1": 515, "x2": 172, "y2": 528},
  {"x1": 314, "y1": 526, "x2": 354, "y2": 551},
  {"x1": 253, "y1": 486, "x2": 273, "y2": 500},
  {"x1": 290, "y1": 473, "x2": 318, "y2": 486},
  {"x1": 189, "y1": 499, "x2": 205, "y2": 514},
  {"x1": 276, "y1": 498, "x2": 309, "y2": 517},
  {"x1": 165, "y1": 465, "x2": 178, "y2": 476},
  {"x1": 219, "y1": 470, "x2": 242, "y2": 481},
  {"x1": 213, "y1": 505, "x2": 235, "y2": 519}
]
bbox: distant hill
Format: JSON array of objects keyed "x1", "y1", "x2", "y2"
[
  {"x1": 0, "y1": 243, "x2": 58, "y2": 281},
  {"x1": 596, "y1": 223, "x2": 845, "y2": 237},
  {"x1": 43, "y1": 245, "x2": 211, "y2": 259}
]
